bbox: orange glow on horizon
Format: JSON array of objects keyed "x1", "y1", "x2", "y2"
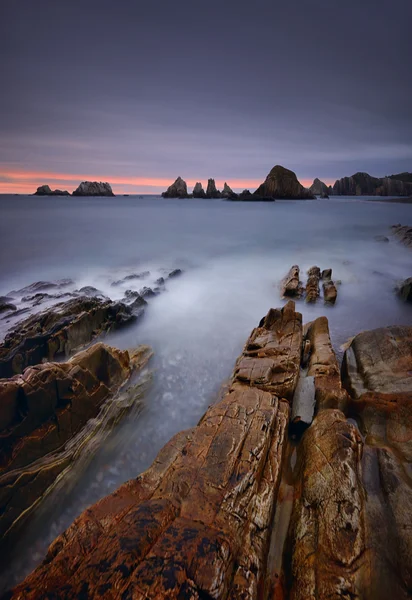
[{"x1": 0, "y1": 169, "x2": 335, "y2": 195}]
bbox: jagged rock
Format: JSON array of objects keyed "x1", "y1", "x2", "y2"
[
  {"x1": 21, "y1": 292, "x2": 73, "y2": 306},
  {"x1": 0, "y1": 301, "x2": 16, "y2": 314},
  {"x1": 111, "y1": 271, "x2": 150, "y2": 286},
  {"x1": 72, "y1": 181, "x2": 114, "y2": 197},
  {"x1": 239, "y1": 189, "x2": 253, "y2": 199},
  {"x1": 321, "y1": 268, "x2": 332, "y2": 280},
  {"x1": 323, "y1": 280, "x2": 337, "y2": 304},
  {"x1": 34, "y1": 185, "x2": 70, "y2": 196},
  {"x1": 8, "y1": 279, "x2": 73, "y2": 297},
  {"x1": 281, "y1": 265, "x2": 303, "y2": 298},
  {"x1": 254, "y1": 165, "x2": 315, "y2": 200},
  {"x1": 155, "y1": 277, "x2": 165, "y2": 285},
  {"x1": 0, "y1": 342, "x2": 152, "y2": 546},
  {"x1": 205, "y1": 178, "x2": 221, "y2": 198},
  {"x1": 220, "y1": 182, "x2": 238, "y2": 199},
  {"x1": 397, "y1": 277, "x2": 412, "y2": 302},
  {"x1": 333, "y1": 172, "x2": 412, "y2": 196},
  {"x1": 309, "y1": 178, "x2": 329, "y2": 196},
  {"x1": 8, "y1": 306, "x2": 295, "y2": 599},
  {"x1": 192, "y1": 182, "x2": 206, "y2": 198},
  {"x1": 161, "y1": 176, "x2": 188, "y2": 198},
  {"x1": 305, "y1": 265, "x2": 321, "y2": 303},
  {"x1": 304, "y1": 316, "x2": 348, "y2": 411},
  {"x1": 73, "y1": 286, "x2": 107, "y2": 299},
  {"x1": 0, "y1": 297, "x2": 136, "y2": 378},
  {"x1": 168, "y1": 268, "x2": 183, "y2": 278},
  {"x1": 392, "y1": 223, "x2": 412, "y2": 248},
  {"x1": 139, "y1": 286, "x2": 158, "y2": 298}
]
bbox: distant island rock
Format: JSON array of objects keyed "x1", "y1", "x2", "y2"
[
  {"x1": 206, "y1": 178, "x2": 221, "y2": 199},
  {"x1": 332, "y1": 172, "x2": 412, "y2": 196},
  {"x1": 161, "y1": 177, "x2": 188, "y2": 198},
  {"x1": 34, "y1": 185, "x2": 70, "y2": 196},
  {"x1": 192, "y1": 182, "x2": 206, "y2": 198},
  {"x1": 254, "y1": 165, "x2": 315, "y2": 200},
  {"x1": 309, "y1": 178, "x2": 330, "y2": 197},
  {"x1": 220, "y1": 182, "x2": 237, "y2": 199},
  {"x1": 72, "y1": 181, "x2": 115, "y2": 197}
]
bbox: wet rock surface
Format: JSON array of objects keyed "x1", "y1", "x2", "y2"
[
  {"x1": 281, "y1": 265, "x2": 339, "y2": 305},
  {"x1": 0, "y1": 297, "x2": 136, "y2": 378},
  {"x1": 392, "y1": 223, "x2": 412, "y2": 248},
  {"x1": 0, "y1": 343, "x2": 152, "y2": 549},
  {"x1": 5, "y1": 303, "x2": 412, "y2": 599}
]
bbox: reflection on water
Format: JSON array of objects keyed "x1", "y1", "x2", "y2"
[{"x1": 0, "y1": 195, "x2": 412, "y2": 589}]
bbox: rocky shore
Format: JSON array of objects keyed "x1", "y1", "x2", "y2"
[
  {"x1": 33, "y1": 181, "x2": 115, "y2": 197},
  {"x1": 5, "y1": 299, "x2": 412, "y2": 599}
]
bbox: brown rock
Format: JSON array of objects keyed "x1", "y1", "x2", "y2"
[
  {"x1": 7, "y1": 306, "x2": 298, "y2": 599},
  {"x1": 305, "y1": 265, "x2": 321, "y2": 303},
  {"x1": 323, "y1": 280, "x2": 337, "y2": 304},
  {"x1": 0, "y1": 296, "x2": 136, "y2": 378},
  {"x1": 0, "y1": 343, "x2": 152, "y2": 546},
  {"x1": 281, "y1": 265, "x2": 303, "y2": 298}
]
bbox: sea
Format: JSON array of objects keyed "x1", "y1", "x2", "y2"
[{"x1": 0, "y1": 193, "x2": 411, "y2": 590}]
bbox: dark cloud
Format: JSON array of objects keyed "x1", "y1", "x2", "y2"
[{"x1": 0, "y1": 0, "x2": 411, "y2": 190}]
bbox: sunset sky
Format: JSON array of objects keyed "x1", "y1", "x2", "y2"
[{"x1": 1, "y1": 0, "x2": 411, "y2": 195}]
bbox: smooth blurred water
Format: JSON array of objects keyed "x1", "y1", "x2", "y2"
[{"x1": 0, "y1": 194, "x2": 412, "y2": 589}]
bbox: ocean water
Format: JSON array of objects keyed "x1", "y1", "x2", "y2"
[{"x1": 0, "y1": 194, "x2": 412, "y2": 589}]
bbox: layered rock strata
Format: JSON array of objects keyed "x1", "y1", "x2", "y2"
[
  {"x1": 8, "y1": 302, "x2": 303, "y2": 599},
  {"x1": 0, "y1": 297, "x2": 136, "y2": 378},
  {"x1": 0, "y1": 343, "x2": 152, "y2": 547},
  {"x1": 7, "y1": 308, "x2": 412, "y2": 600}
]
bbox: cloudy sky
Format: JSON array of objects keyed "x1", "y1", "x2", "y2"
[{"x1": 1, "y1": 0, "x2": 411, "y2": 194}]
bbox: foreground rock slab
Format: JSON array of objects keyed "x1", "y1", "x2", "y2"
[
  {"x1": 7, "y1": 304, "x2": 304, "y2": 599},
  {"x1": 0, "y1": 342, "x2": 152, "y2": 547},
  {"x1": 0, "y1": 297, "x2": 136, "y2": 378}
]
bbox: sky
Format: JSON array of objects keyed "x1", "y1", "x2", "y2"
[{"x1": 0, "y1": 0, "x2": 411, "y2": 194}]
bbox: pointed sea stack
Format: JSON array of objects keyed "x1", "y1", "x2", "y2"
[
  {"x1": 192, "y1": 182, "x2": 206, "y2": 198},
  {"x1": 205, "y1": 178, "x2": 221, "y2": 198},
  {"x1": 72, "y1": 181, "x2": 114, "y2": 196},
  {"x1": 309, "y1": 178, "x2": 329, "y2": 197},
  {"x1": 254, "y1": 165, "x2": 315, "y2": 199},
  {"x1": 161, "y1": 176, "x2": 189, "y2": 198},
  {"x1": 220, "y1": 182, "x2": 238, "y2": 199}
]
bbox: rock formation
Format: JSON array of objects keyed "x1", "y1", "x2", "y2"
[
  {"x1": 281, "y1": 265, "x2": 303, "y2": 298},
  {"x1": 0, "y1": 342, "x2": 152, "y2": 547},
  {"x1": 392, "y1": 223, "x2": 412, "y2": 247},
  {"x1": 0, "y1": 297, "x2": 137, "y2": 378},
  {"x1": 192, "y1": 182, "x2": 206, "y2": 198},
  {"x1": 309, "y1": 178, "x2": 329, "y2": 196},
  {"x1": 397, "y1": 277, "x2": 412, "y2": 302},
  {"x1": 220, "y1": 182, "x2": 237, "y2": 199},
  {"x1": 254, "y1": 165, "x2": 315, "y2": 200},
  {"x1": 34, "y1": 185, "x2": 70, "y2": 196},
  {"x1": 333, "y1": 172, "x2": 412, "y2": 196},
  {"x1": 161, "y1": 177, "x2": 188, "y2": 198},
  {"x1": 305, "y1": 265, "x2": 321, "y2": 302},
  {"x1": 6, "y1": 306, "x2": 412, "y2": 599},
  {"x1": 205, "y1": 178, "x2": 221, "y2": 198},
  {"x1": 72, "y1": 181, "x2": 115, "y2": 197}
]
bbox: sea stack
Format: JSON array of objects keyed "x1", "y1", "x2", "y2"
[
  {"x1": 34, "y1": 185, "x2": 70, "y2": 196},
  {"x1": 72, "y1": 181, "x2": 115, "y2": 196},
  {"x1": 309, "y1": 178, "x2": 330, "y2": 197},
  {"x1": 254, "y1": 165, "x2": 315, "y2": 199},
  {"x1": 205, "y1": 178, "x2": 221, "y2": 198},
  {"x1": 220, "y1": 182, "x2": 237, "y2": 199},
  {"x1": 161, "y1": 176, "x2": 189, "y2": 198},
  {"x1": 192, "y1": 182, "x2": 206, "y2": 198}
]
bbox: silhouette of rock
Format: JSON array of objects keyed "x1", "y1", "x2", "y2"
[
  {"x1": 161, "y1": 177, "x2": 188, "y2": 198},
  {"x1": 205, "y1": 178, "x2": 221, "y2": 198},
  {"x1": 254, "y1": 165, "x2": 315, "y2": 199},
  {"x1": 72, "y1": 181, "x2": 114, "y2": 196},
  {"x1": 34, "y1": 185, "x2": 70, "y2": 196},
  {"x1": 192, "y1": 182, "x2": 206, "y2": 198}
]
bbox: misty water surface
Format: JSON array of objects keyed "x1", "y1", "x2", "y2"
[{"x1": 0, "y1": 194, "x2": 412, "y2": 589}]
